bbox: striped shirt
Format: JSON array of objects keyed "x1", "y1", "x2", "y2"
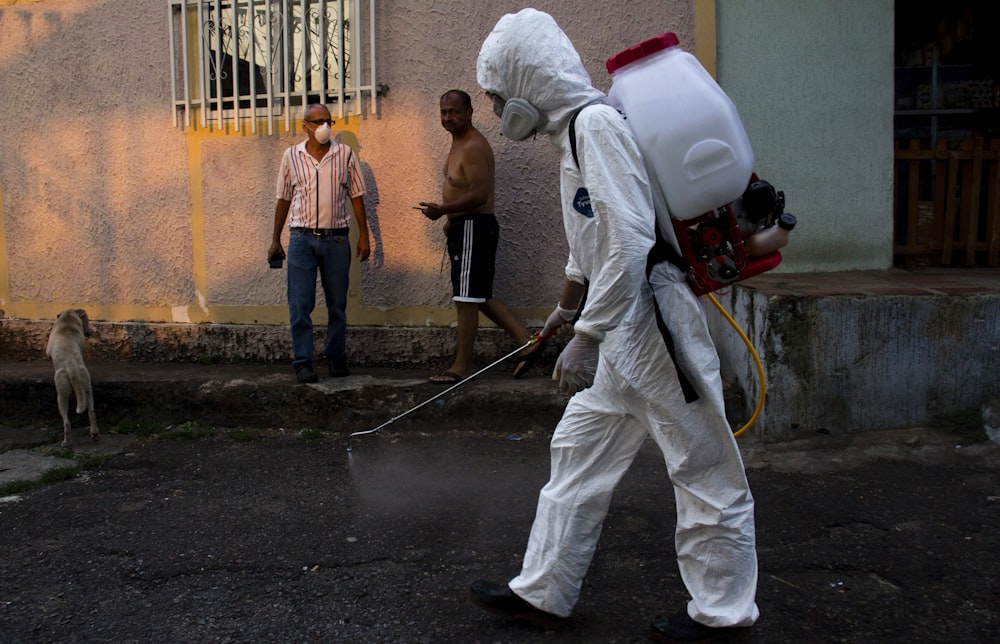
[{"x1": 276, "y1": 140, "x2": 366, "y2": 229}]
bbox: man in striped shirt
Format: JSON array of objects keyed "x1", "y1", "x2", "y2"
[{"x1": 269, "y1": 104, "x2": 371, "y2": 383}]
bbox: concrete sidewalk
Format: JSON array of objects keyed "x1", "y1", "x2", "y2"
[
  {"x1": 4, "y1": 268, "x2": 999, "y2": 442},
  {"x1": 3, "y1": 357, "x2": 997, "y2": 487},
  {"x1": 1, "y1": 359, "x2": 572, "y2": 487}
]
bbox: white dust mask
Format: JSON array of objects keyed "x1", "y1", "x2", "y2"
[{"x1": 314, "y1": 122, "x2": 332, "y2": 144}]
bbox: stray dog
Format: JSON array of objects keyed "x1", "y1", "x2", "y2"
[{"x1": 46, "y1": 308, "x2": 99, "y2": 447}]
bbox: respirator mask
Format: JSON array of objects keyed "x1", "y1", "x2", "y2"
[
  {"x1": 313, "y1": 122, "x2": 332, "y2": 145},
  {"x1": 491, "y1": 94, "x2": 544, "y2": 141}
]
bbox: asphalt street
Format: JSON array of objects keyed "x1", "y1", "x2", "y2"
[{"x1": 1, "y1": 419, "x2": 998, "y2": 643}]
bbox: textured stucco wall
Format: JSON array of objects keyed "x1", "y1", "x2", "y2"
[
  {"x1": 716, "y1": 0, "x2": 895, "y2": 272},
  {"x1": 0, "y1": 0, "x2": 193, "y2": 313},
  {"x1": 0, "y1": 0, "x2": 699, "y2": 327}
]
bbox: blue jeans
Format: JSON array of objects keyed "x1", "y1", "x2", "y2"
[{"x1": 287, "y1": 229, "x2": 351, "y2": 368}]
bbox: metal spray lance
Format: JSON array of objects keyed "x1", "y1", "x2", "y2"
[{"x1": 349, "y1": 334, "x2": 546, "y2": 438}]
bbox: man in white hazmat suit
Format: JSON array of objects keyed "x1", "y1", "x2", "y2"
[{"x1": 469, "y1": 9, "x2": 759, "y2": 643}]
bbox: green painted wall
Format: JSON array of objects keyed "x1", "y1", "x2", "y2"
[{"x1": 717, "y1": 0, "x2": 895, "y2": 271}]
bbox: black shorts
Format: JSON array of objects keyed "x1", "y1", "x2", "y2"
[{"x1": 447, "y1": 214, "x2": 499, "y2": 303}]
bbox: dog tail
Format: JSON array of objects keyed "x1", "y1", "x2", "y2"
[{"x1": 64, "y1": 364, "x2": 93, "y2": 414}]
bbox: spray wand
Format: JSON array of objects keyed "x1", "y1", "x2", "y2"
[{"x1": 349, "y1": 334, "x2": 546, "y2": 438}]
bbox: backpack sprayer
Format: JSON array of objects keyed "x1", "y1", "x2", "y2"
[
  {"x1": 606, "y1": 32, "x2": 796, "y2": 296},
  {"x1": 606, "y1": 32, "x2": 797, "y2": 435}
]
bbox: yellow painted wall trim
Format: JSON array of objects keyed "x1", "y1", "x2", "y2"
[
  {"x1": 0, "y1": 302, "x2": 553, "y2": 327},
  {"x1": 694, "y1": 0, "x2": 717, "y2": 78},
  {"x1": 3, "y1": 303, "x2": 191, "y2": 323}
]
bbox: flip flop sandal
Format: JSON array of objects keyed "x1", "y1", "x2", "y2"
[{"x1": 428, "y1": 370, "x2": 466, "y2": 385}]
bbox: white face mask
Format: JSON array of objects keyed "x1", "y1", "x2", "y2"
[
  {"x1": 499, "y1": 98, "x2": 544, "y2": 141},
  {"x1": 313, "y1": 122, "x2": 332, "y2": 144}
]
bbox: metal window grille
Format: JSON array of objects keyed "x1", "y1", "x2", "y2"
[{"x1": 168, "y1": 0, "x2": 378, "y2": 134}]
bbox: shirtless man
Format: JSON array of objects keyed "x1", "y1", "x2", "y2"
[{"x1": 419, "y1": 89, "x2": 545, "y2": 383}]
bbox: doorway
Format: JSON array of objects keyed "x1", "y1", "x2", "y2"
[{"x1": 893, "y1": 0, "x2": 1000, "y2": 267}]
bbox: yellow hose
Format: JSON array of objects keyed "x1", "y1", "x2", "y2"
[{"x1": 706, "y1": 292, "x2": 765, "y2": 438}]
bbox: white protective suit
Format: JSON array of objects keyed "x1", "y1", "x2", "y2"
[{"x1": 477, "y1": 9, "x2": 759, "y2": 627}]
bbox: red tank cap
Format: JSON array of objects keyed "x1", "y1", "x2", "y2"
[{"x1": 606, "y1": 32, "x2": 680, "y2": 74}]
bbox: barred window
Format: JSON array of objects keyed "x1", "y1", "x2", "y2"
[{"x1": 168, "y1": 0, "x2": 380, "y2": 133}]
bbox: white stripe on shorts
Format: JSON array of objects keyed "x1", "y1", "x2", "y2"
[{"x1": 459, "y1": 218, "x2": 474, "y2": 298}]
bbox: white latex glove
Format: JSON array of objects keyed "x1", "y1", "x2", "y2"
[
  {"x1": 552, "y1": 333, "x2": 600, "y2": 395},
  {"x1": 540, "y1": 304, "x2": 578, "y2": 339}
]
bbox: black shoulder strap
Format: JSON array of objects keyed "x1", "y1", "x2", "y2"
[
  {"x1": 647, "y1": 225, "x2": 690, "y2": 272},
  {"x1": 568, "y1": 101, "x2": 613, "y2": 168},
  {"x1": 645, "y1": 228, "x2": 698, "y2": 404},
  {"x1": 569, "y1": 108, "x2": 583, "y2": 169}
]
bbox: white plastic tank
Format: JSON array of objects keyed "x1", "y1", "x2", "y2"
[{"x1": 607, "y1": 33, "x2": 754, "y2": 220}]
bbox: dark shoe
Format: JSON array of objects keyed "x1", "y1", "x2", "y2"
[
  {"x1": 650, "y1": 612, "x2": 753, "y2": 643},
  {"x1": 295, "y1": 363, "x2": 318, "y2": 383},
  {"x1": 328, "y1": 363, "x2": 350, "y2": 378},
  {"x1": 468, "y1": 580, "x2": 562, "y2": 630}
]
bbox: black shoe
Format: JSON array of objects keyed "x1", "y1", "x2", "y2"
[
  {"x1": 295, "y1": 363, "x2": 318, "y2": 383},
  {"x1": 650, "y1": 612, "x2": 753, "y2": 643},
  {"x1": 468, "y1": 580, "x2": 562, "y2": 630},
  {"x1": 328, "y1": 363, "x2": 350, "y2": 378}
]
